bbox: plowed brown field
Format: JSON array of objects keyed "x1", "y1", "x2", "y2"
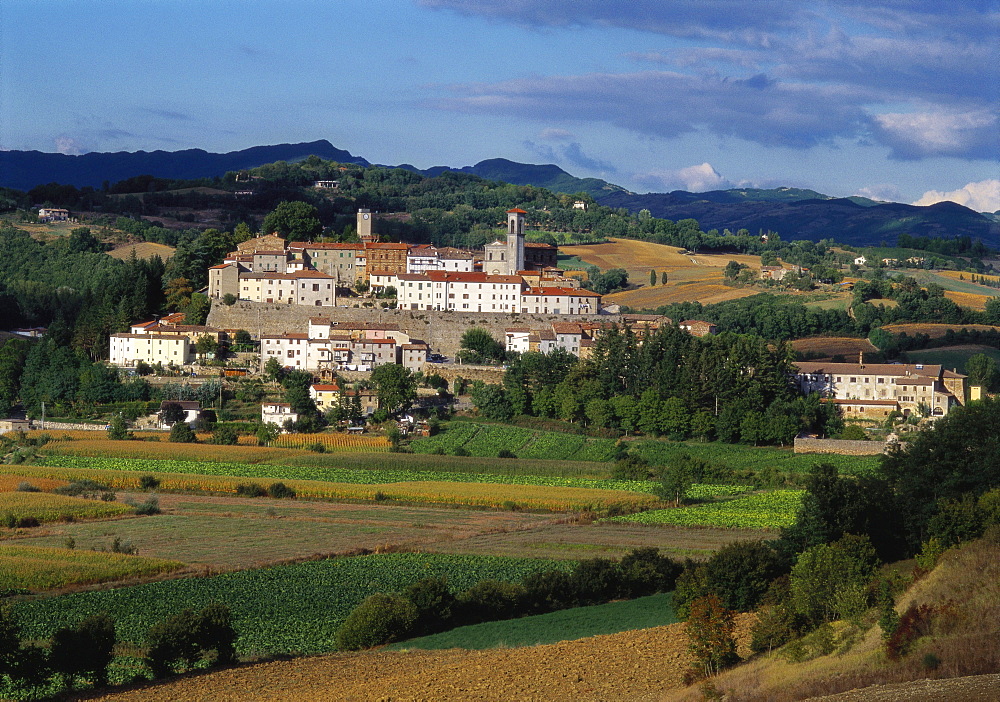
[
  {"x1": 92, "y1": 616, "x2": 755, "y2": 702},
  {"x1": 791, "y1": 337, "x2": 878, "y2": 360}
]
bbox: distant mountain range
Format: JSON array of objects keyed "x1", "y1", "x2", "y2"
[{"x1": 2, "y1": 139, "x2": 996, "y2": 246}]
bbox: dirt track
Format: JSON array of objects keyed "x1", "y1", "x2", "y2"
[{"x1": 90, "y1": 617, "x2": 753, "y2": 702}]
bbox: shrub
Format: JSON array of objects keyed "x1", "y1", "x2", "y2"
[
  {"x1": 210, "y1": 426, "x2": 239, "y2": 446},
  {"x1": 497, "y1": 448, "x2": 516, "y2": 459},
  {"x1": 15, "y1": 482, "x2": 40, "y2": 493},
  {"x1": 235, "y1": 483, "x2": 267, "y2": 498},
  {"x1": 673, "y1": 561, "x2": 710, "y2": 621},
  {"x1": 453, "y1": 446, "x2": 469, "y2": 457},
  {"x1": 145, "y1": 603, "x2": 236, "y2": 677},
  {"x1": 620, "y1": 548, "x2": 682, "y2": 597},
  {"x1": 267, "y1": 482, "x2": 296, "y2": 499},
  {"x1": 139, "y1": 475, "x2": 161, "y2": 491},
  {"x1": 886, "y1": 603, "x2": 936, "y2": 660},
  {"x1": 457, "y1": 580, "x2": 526, "y2": 624},
  {"x1": 570, "y1": 558, "x2": 624, "y2": 604},
  {"x1": 335, "y1": 594, "x2": 418, "y2": 651},
  {"x1": 522, "y1": 569, "x2": 577, "y2": 613},
  {"x1": 128, "y1": 496, "x2": 161, "y2": 516},
  {"x1": 55, "y1": 479, "x2": 113, "y2": 500},
  {"x1": 401, "y1": 577, "x2": 455, "y2": 633},
  {"x1": 749, "y1": 604, "x2": 798, "y2": 654},
  {"x1": 169, "y1": 422, "x2": 197, "y2": 443}
]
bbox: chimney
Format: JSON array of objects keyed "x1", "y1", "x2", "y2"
[{"x1": 859, "y1": 351, "x2": 864, "y2": 369}]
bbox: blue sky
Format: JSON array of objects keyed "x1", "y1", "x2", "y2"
[{"x1": 2, "y1": 0, "x2": 998, "y2": 210}]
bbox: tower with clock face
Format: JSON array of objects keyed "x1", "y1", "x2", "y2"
[{"x1": 357, "y1": 209, "x2": 377, "y2": 243}]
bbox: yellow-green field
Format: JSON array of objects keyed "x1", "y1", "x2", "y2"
[
  {"x1": 0, "y1": 544, "x2": 185, "y2": 590},
  {"x1": 0, "y1": 492, "x2": 133, "y2": 522},
  {"x1": 107, "y1": 242, "x2": 176, "y2": 261}
]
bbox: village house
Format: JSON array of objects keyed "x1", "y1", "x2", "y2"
[
  {"x1": 309, "y1": 383, "x2": 341, "y2": 408},
  {"x1": 794, "y1": 355, "x2": 967, "y2": 418},
  {"x1": 519, "y1": 286, "x2": 601, "y2": 315},
  {"x1": 261, "y1": 402, "x2": 298, "y2": 429},
  {"x1": 38, "y1": 208, "x2": 69, "y2": 222},
  {"x1": 679, "y1": 320, "x2": 718, "y2": 337},
  {"x1": 158, "y1": 400, "x2": 201, "y2": 429}
]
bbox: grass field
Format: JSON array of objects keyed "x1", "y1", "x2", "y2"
[
  {"x1": 14, "y1": 493, "x2": 557, "y2": 571},
  {"x1": 0, "y1": 544, "x2": 184, "y2": 591},
  {"x1": 904, "y1": 345, "x2": 1000, "y2": 374},
  {"x1": 387, "y1": 591, "x2": 677, "y2": 651},
  {"x1": 630, "y1": 440, "x2": 879, "y2": 475},
  {"x1": 13, "y1": 553, "x2": 575, "y2": 655}
]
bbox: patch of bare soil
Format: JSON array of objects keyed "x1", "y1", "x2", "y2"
[
  {"x1": 89, "y1": 616, "x2": 755, "y2": 702},
  {"x1": 804, "y1": 673, "x2": 1000, "y2": 701}
]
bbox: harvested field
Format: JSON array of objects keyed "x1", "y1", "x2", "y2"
[
  {"x1": 421, "y1": 522, "x2": 771, "y2": 561},
  {"x1": 882, "y1": 323, "x2": 1000, "y2": 338},
  {"x1": 944, "y1": 289, "x2": 992, "y2": 310},
  {"x1": 13, "y1": 493, "x2": 558, "y2": 571},
  {"x1": 792, "y1": 336, "x2": 877, "y2": 360},
  {"x1": 89, "y1": 615, "x2": 755, "y2": 702},
  {"x1": 107, "y1": 242, "x2": 176, "y2": 261}
]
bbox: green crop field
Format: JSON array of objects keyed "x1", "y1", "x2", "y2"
[
  {"x1": 387, "y1": 591, "x2": 676, "y2": 651},
  {"x1": 608, "y1": 490, "x2": 804, "y2": 529},
  {"x1": 13, "y1": 553, "x2": 572, "y2": 656},
  {"x1": 630, "y1": 441, "x2": 879, "y2": 475}
]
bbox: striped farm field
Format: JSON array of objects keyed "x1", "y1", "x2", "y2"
[
  {"x1": 272, "y1": 432, "x2": 390, "y2": 451},
  {"x1": 41, "y1": 438, "x2": 312, "y2": 463},
  {"x1": 607, "y1": 490, "x2": 804, "y2": 529},
  {"x1": 410, "y1": 422, "x2": 616, "y2": 462},
  {"x1": 0, "y1": 544, "x2": 184, "y2": 591},
  {"x1": 0, "y1": 475, "x2": 68, "y2": 492},
  {"x1": 0, "y1": 492, "x2": 133, "y2": 523},
  {"x1": 943, "y1": 290, "x2": 992, "y2": 311},
  {"x1": 17, "y1": 463, "x2": 658, "y2": 513}
]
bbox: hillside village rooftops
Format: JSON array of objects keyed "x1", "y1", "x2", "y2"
[
  {"x1": 310, "y1": 384, "x2": 341, "y2": 392},
  {"x1": 365, "y1": 242, "x2": 409, "y2": 250},
  {"x1": 403, "y1": 342, "x2": 428, "y2": 350},
  {"x1": 242, "y1": 270, "x2": 335, "y2": 280},
  {"x1": 794, "y1": 361, "x2": 952, "y2": 378},
  {"x1": 524, "y1": 287, "x2": 601, "y2": 297},
  {"x1": 551, "y1": 322, "x2": 584, "y2": 334},
  {"x1": 524, "y1": 242, "x2": 557, "y2": 249},
  {"x1": 423, "y1": 271, "x2": 523, "y2": 284},
  {"x1": 262, "y1": 332, "x2": 309, "y2": 340},
  {"x1": 288, "y1": 241, "x2": 362, "y2": 250},
  {"x1": 111, "y1": 332, "x2": 189, "y2": 340},
  {"x1": 507, "y1": 208, "x2": 527, "y2": 214}
]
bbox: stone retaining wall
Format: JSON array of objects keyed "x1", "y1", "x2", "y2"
[
  {"x1": 793, "y1": 438, "x2": 888, "y2": 455},
  {"x1": 207, "y1": 301, "x2": 612, "y2": 357}
]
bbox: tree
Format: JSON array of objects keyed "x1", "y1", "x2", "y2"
[
  {"x1": 661, "y1": 271, "x2": 668, "y2": 285},
  {"x1": 704, "y1": 541, "x2": 784, "y2": 612},
  {"x1": 880, "y1": 396, "x2": 1000, "y2": 550},
  {"x1": 262, "y1": 201, "x2": 322, "y2": 240},
  {"x1": 650, "y1": 269, "x2": 657, "y2": 286},
  {"x1": 263, "y1": 357, "x2": 285, "y2": 383},
  {"x1": 49, "y1": 612, "x2": 116, "y2": 688},
  {"x1": 458, "y1": 327, "x2": 505, "y2": 365},
  {"x1": 966, "y1": 353, "x2": 1000, "y2": 391},
  {"x1": 686, "y1": 594, "x2": 738, "y2": 677},
  {"x1": 107, "y1": 414, "x2": 131, "y2": 440},
  {"x1": 164, "y1": 277, "x2": 194, "y2": 311},
  {"x1": 195, "y1": 335, "x2": 218, "y2": 361},
  {"x1": 370, "y1": 364, "x2": 416, "y2": 415},
  {"x1": 471, "y1": 383, "x2": 513, "y2": 420},
  {"x1": 790, "y1": 534, "x2": 879, "y2": 625},
  {"x1": 169, "y1": 421, "x2": 197, "y2": 443},
  {"x1": 160, "y1": 402, "x2": 186, "y2": 426},
  {"x1": 656, "y1": 460, "x2": 693, "y2": 506}
]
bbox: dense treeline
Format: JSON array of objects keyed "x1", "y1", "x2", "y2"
[{"x1": 475, "y1": 325, "x2": 840, "y2": 445}]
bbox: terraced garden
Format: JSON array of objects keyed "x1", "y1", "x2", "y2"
[{"x1": 410, "y1": 421, "x2": 618, "y2": 461}]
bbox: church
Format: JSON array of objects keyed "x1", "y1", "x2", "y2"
[{"x1": 483, "y1": 209, "x2": 557, "y2": 275}]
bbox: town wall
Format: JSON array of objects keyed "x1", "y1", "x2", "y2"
[
  {"x1": 793, "y1": 438, "x2": 888, "y2": 455},
  {"x1": 207, "y1": 300, "x2": 613, "y2": 357}
]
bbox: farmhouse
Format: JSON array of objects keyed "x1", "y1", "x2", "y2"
[
  {"x1": 38, "y1": 208, "x2": 69, "y2": 222},
  {"x1": 794, "y1": 354, "x2": 967, "y2": 417},
  {"x1": 261, "y1": 402, "x2": 298, "y2": 429}
]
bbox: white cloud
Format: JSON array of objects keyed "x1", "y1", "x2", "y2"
[
  {"x1": 872, "y1": 109, "x2": 998, "y2": 160},
  {"x1": 632, "y1": 163, "x2": 731, "y2": 192},
  {"x1": 912, "y1": 180, "x2": 1000, "y2": 213},
  {"x1": 853, "y1": 184, "x2": 902, "y2": 202},
  {"x1": 54, "y1": 136, "x2": 85, "y2": 155}
]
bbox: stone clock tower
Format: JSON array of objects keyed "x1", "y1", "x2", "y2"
[{"x1": 357, "y1": 209, "x2": 377, "y2": 243}]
